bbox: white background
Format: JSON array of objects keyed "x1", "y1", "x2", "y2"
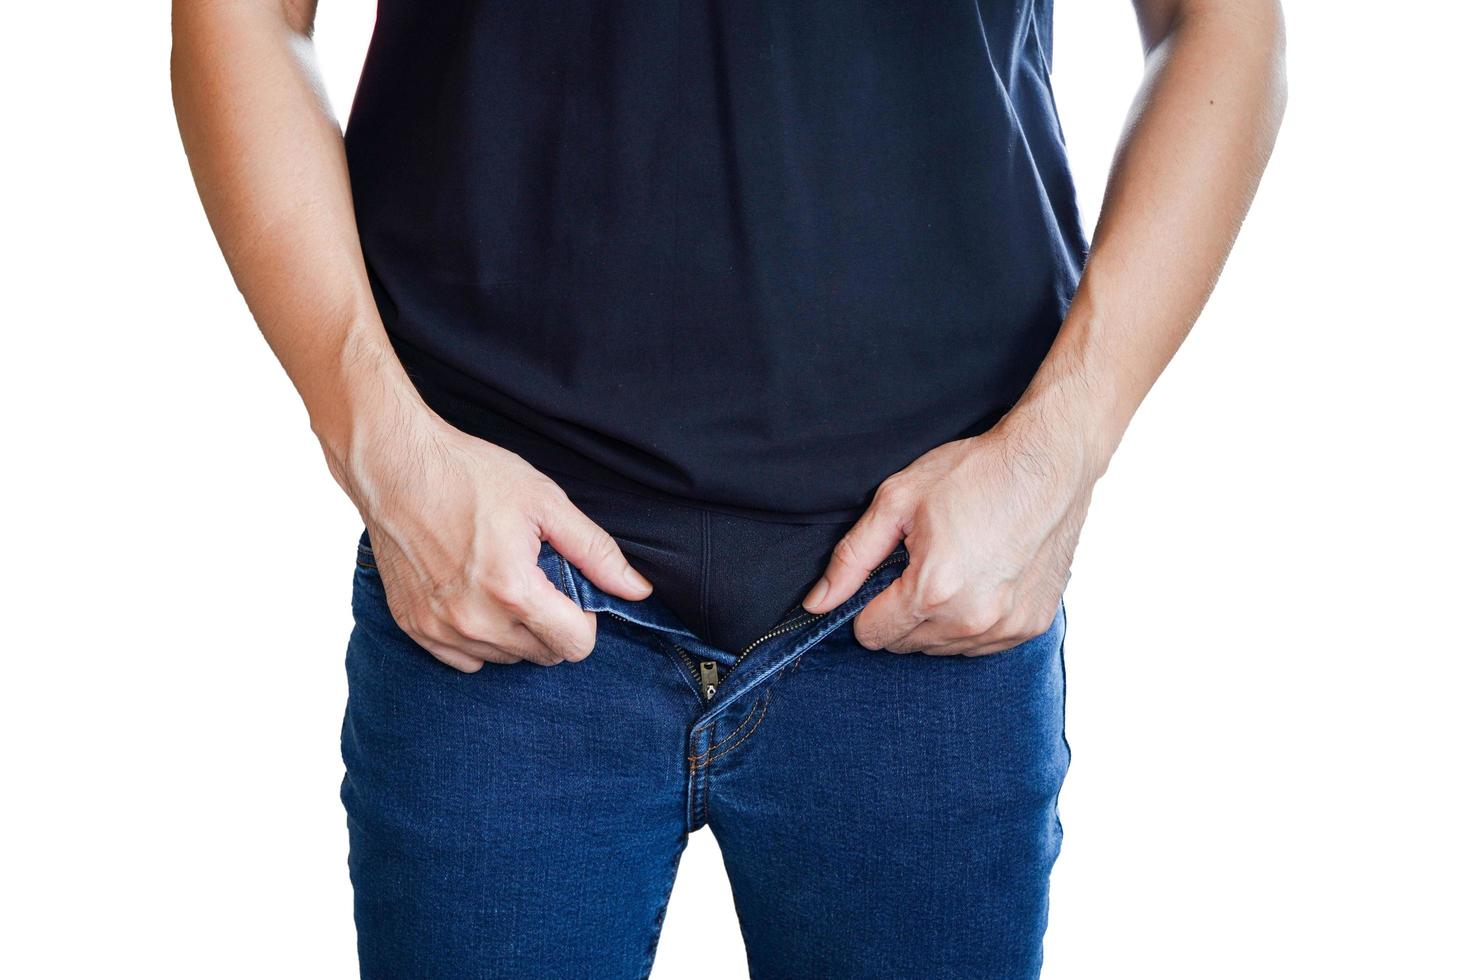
[{"x1": 3, "y1": 1, "x2": 1466, "y2": 977}]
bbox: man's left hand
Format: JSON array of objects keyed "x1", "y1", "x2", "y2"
[{"x1": 802, "y1": 408, "x2": 1102, "y2": 655}]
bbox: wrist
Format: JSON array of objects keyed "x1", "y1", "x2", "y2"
[
  {"x1": 999, "y1": 315, "x2": 1133, "y2": 483},
  {"x1": 305, "y1": 326, "x2": 431, "y2": 477}
]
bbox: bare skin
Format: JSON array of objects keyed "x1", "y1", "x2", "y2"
[
  {"x1": 171, "y1": 0, "x2": 651, "y2": 672},
  {"x1": 172, "y1": 0, "x2": 1283, "y2": 669},
  {"x1": 804, "y1": 0, "x2": 1287, "y2": 653}
]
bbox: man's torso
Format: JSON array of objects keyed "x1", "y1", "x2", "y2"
[{"x1": 344, "y1": 0, "x2": 1087, "y2": 650}]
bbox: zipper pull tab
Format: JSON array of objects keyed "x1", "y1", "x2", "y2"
[{"x1": 699, "y1": 661, "x2": 720, "y2": 701}]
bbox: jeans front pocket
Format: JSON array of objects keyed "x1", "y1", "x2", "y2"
[{"x1": 355, "y1": 529, "x2": 376, "y2": 570}]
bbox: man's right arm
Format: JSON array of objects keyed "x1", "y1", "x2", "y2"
[{"x1": 171, "y1": 0, "x2": 650, "y2": 671}]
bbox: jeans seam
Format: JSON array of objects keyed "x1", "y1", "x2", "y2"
[
  {"x1": 703, "y1": 691, "x2": 772, "y2": 766},
  {"x1": 702, "y1": 724, "x2": 718, "y2": 826},
  {"x1": 557, "y1": 557, "x2": 581, "y2": 606},
  {"x1": 689, "y1": 694, "x2": 756, "y2": 746},
  {"x1": 687, "y1": 734, "x2": 711, "y2": 831},
  {"x1": 688, "y1": 692, "x2": 765, "y2": 762}
]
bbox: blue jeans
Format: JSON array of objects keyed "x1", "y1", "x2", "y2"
[{"x1": 343, "y1": 531, "x2": 1070, "y2": 979}]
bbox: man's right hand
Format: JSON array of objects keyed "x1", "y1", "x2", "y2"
[
  {"x1": 172, "y1": 0, "x2": 648, "y2": 673},
  {"x1": 325, "y1": 400, "x2": 652, "y2": 673}
]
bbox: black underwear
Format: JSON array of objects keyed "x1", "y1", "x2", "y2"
[{"x1": 552, "y1": 472, "x2": 853, "y2": 654}]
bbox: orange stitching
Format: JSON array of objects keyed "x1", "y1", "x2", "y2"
[
  {"x1": 703, "y1": 694, "x2": 771, "y2": 765},
  {"x1": 686, "y1": 694, "x2": 762, "y2": 764},
  {"x1": 710, "y1": 704, "x2": 758, "y2": 752},
  {"x1": 687, "y1": 697, "x2": 763, "y2": 761}
]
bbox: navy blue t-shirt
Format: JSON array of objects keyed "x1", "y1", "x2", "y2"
[{"x1": 345, "y1": 1, "x2": 1087, "y2": 650}]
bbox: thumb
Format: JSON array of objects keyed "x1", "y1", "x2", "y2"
[
  {"x1": 803, "y1": 489, "x2": 908, "y2": 613},
  {"x1": 539, "y1": 501, "x2": 652, "y2": 601}
]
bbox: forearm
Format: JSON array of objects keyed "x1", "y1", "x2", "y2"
[
  {"x1": 1006, "y1": 0, "x2": 1287, "y2": 473},
  {"x1": 170, "y1": 0, "x2": 419, "y2": 459}
]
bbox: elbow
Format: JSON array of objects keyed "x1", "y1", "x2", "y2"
[{"x1": 1203, "y1": 0, "x2": 1290, "y2": 134}]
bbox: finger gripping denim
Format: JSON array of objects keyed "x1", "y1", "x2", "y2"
[{"x1": 342, "y1": 532, "x2": 1069, "y2": 979}]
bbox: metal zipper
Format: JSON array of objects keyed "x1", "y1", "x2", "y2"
[
  {"x1": 697, "y1": 660, "x2": 721, "y2": 701},
  {"x1": 673, "y1": 550, "x2": 910, "y2": 702},
  {"x1": 604, "y1": 610, "x2": 711, "y2": 696}
]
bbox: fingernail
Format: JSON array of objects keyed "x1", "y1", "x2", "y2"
[
  {"x1": 625, "y1": 566, "x2": 653, "y2": 593},
  {"x1": 804, "y1": 577, "x2": 829, "y2": 610}
]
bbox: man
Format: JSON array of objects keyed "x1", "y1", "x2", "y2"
[{"x1": 173, "y1": 0, "x2": 1285, "y2": 976}]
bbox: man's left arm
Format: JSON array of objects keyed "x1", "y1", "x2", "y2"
[{"x1": 803, "y1": 0, "x2": 1288, "y2": 653}]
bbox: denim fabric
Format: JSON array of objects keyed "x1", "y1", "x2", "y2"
[{"x1": 343, "y1": 531, "x2": 1069, "y2": 979}]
